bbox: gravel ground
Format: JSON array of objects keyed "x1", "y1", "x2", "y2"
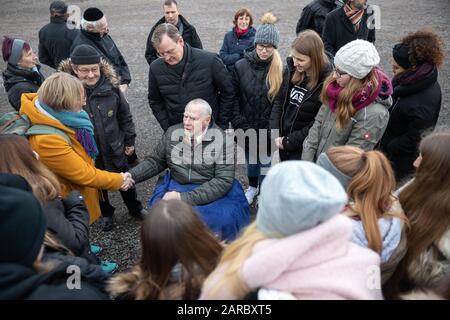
[{"x1": 1, "y1": 0, "x2": 449, "y2": 271}]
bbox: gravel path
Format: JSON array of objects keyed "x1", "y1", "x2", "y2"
[{"x1": 1, "y1": 0, "x2": 449, "y2": 271}]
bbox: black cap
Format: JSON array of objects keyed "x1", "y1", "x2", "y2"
[
  {"x1": 70, "y1": 44, "x2": 101, "y2": 65},
  {"x1": 393, "y1": 43, "x2": 412, "y2": 70},
  {"x1": 50, "y1": 0, "x2": 68, "y2": 14},
  {"x1": 0, "y1": 180, "x2": 47, "y2": 268},
  {"x1": 83, "y1": 7, "x2": 104, "y2": 22}
]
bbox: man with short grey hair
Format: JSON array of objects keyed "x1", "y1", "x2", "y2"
[
  {"x1": 145, "y1": 0, "x2": 202, "y2": 66},
  {"x1": 71, "y1": 7, "x2": 131, "y2": 93},
  {"x1": 126, "y1": 98, "x2": 250, "y2": 241},
  {"x1": 148, "y1": 23, "x2": 233, "y2": 132}
]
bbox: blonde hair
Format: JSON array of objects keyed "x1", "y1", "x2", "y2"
[
  {"x1": 258, "y1": 12, "x2": 283, "y2": 102},
  {"x1": 202, "y1": 222, "x2": 268, "y2": 299},
  {"x1": 37, "y1": 72, "x2": 85, "y2": 112},
  {"x1": 327, "y1": 146, "x2": 409, "y2": 254},
  {"x1": 320, "y1": 69, "x2": 379, "y2": 129},
  {"x1": 291, "y1": 30, "x2": 327, "y2": 90}
]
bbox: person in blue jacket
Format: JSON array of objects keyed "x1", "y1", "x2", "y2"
[{"x1": 219, "y1": 7, "x2": 256, "y2": 72}]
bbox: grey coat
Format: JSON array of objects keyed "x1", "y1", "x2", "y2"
[
  {"x1": 130, "y1": 122, "x2": 235, "y2": 205},
  {"x1": 302, "y1": 97, "x2": 391, "y2": 161}
]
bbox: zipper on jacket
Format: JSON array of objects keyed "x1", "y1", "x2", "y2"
[
  {"x1": 390, "y1": 97, "x2": 401, "y2": 113},
  {"x1": 188, "y1": 141, "x2": 194, "y2": 182},
  {"x1": 288, "y1": 84, "x2": 322, "y2": 136}
]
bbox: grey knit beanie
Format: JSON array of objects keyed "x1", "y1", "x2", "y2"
[
  {"x1": 254, "y1": 12, "x2": 280, "y2": 48},
  {"x1": 256, "y1": 161, "x2": 348, "y2": 237}
]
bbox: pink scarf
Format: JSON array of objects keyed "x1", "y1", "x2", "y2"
[{"x1": 326, "y1": 68, "x2": 393, "y2": 113}]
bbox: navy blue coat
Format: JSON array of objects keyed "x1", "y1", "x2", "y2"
[{"x1": 219, "y1": 27, "x2": 256, "y2": 71}]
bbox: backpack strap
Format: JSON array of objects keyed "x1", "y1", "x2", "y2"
[{"x1": 26, "y1": 125, "x2": 73, "y2": 146}]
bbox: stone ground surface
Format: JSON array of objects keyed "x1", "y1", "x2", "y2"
[{"x1": 1, "y1": 0, "x2": 449, "y2": 271}]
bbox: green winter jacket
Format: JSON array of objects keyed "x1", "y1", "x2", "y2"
[
  {"x1": 302, "y1": 97, "x2": 391, "y2": 161},
  {"x1": 130, "y1": 122, "x2": 235, "y2": 205}
]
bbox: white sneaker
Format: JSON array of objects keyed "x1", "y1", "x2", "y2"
[{"x1": 245, "y1": 186, "x2": 258, "y2": 205}]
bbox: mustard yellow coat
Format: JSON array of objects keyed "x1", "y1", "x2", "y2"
[{"x1": 20, "y1": 93, "x2": 123, "y2": 223}]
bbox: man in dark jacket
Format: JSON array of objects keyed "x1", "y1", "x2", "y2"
[
  {"x1": 145, "y1": 0, "x2": 202, "y2": 66},
  {"x1": 60, "y1": 44, "x2": 145, "y2": 232},
  {"x1": 296, "y1": 0, "x2": 343, "y2": 36},
  {"x1": 38, "y1": 1, "x2": 79, "y2": 69},
  {"x1": 71, "y1": 7, "x2": 131, "y2": 94},
  {"x1": 322, "y1": 0, "x2": 375, "y2": 56},
  {"x1": 148, "y1": 23, "x2": 233, "y2": 131}
]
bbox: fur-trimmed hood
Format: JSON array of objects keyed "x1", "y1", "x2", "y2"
[
  {"x1": 407, "y1": 227, "x2": 450, "y2": 289},
  {"x1": 57, "y1": 58, "x2": 121, "y2": 88}
]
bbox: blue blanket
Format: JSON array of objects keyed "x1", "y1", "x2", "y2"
[{"x1": 147, "y1": 173, "x2": 250, "y2": 241}]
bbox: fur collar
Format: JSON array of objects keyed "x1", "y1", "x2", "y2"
[{"x1": 58, "y1": 58, "x2": 120, "y2": 88}]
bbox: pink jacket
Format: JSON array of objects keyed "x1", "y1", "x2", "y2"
[{"x1": 201, "y1": 215, "x2": 382, "y2": 300}]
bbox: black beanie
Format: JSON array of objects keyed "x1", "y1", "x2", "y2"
[
  {"x1": 83, "y1": 7, "x2": 104, "y2": 22},
  {"x1": 393, "y1": 43, "x2": 412, "y2": 69},
  {"x1": 70, "y1": 44, "x2": 101, "y2": 65},
  {"x1": 0, "y1": 185, "x2": 47, "y2": 268}
]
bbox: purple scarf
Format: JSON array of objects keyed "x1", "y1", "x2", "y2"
[
  {"x1": 76, "y1": 128, "x2": 99, "y2": 160},
  {"x1": 393, "y1": 62, "x2": 434, "y2": 86}
]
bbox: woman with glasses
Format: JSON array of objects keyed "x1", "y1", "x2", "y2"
[
  {"x1": 302, "y1": 39, "x2": 393, "y2": 162},
  {"x1": 270, "y1": 30, "x2": 332, "y2": 162},
  {"x1": 219, "y1": 7, "x2": 256, "y2": 72},
  {"x1": 231, "y1": 12, "x2": 283, "y2": 205}
]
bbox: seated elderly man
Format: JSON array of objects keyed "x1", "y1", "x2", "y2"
[{"x1": 128, "y1": 99, "x2": 250, "y2": 241}]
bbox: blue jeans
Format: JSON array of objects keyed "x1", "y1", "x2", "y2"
[{"x1": 245, "y1": 149, "x2": 272, "y2": 186}]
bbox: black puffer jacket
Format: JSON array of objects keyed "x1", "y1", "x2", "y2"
[
  {"x1": 43, "y1": 191, "x2": 90, "y2": 258},
  {"x1": 322, "y1": 6, "x2": 375, "y2": 56},
  {"x1": 380, "y1": 66, "x2": 441, "y2": 180},
  {"x1": 38, "y1": 16, "x2": 79, "y2": 69},
  {"x1": 71, "y1": 29, "x2": 131, "y2": 85},
  {"x1": 148, "y1": 44, "x2": 234, "y2": 131},
  {"x1": 270, "y1": 56, "x2": 332, "y2": 160},
  {"x1": 145, "y1": 15, "x2": 203, "y2": 66},
  {"x1": 59, "y1": 59, "x2": 136, "y2": 172},
  {"x1": 2, "y1": 64, "x2": 45, "y2": 111},
  {"x1": 296, "y1": 0, "x2": 343, "y2": 36},
  {"x1": 232, "y1": 48, "x2": 273, "y2": 131}
]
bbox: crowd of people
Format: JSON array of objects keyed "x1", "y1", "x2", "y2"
[{"x1": 0, "y1": 0, "x2": 448, "y2": 300}]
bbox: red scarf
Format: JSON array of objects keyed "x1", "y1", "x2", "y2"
[
  {"x1": 344, "y1": 4, "x2": 364, "y2": 31},
  {"x1": 235, "y1": 26, "x2": 250, "y2": 38},
  {"x1": 326, "y1": 68, "x2": 393, "y2": 113}
]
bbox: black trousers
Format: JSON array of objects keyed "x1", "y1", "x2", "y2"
[{"x1": 100, "y1": 187, "x2": 143, "y2": 218}]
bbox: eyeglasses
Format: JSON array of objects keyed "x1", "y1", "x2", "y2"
[
  {"x1": 334, "y1": 68, "x2": 348, "y2": 78},
  {"x1": 256, "y1": 44, "x2": 274, "y2": 52},
  {"x1": 157, "y1": 45, "x2": 178, "y2": 58},
  {"x1": 77, "y1": 67, "x2": 100, "y2": 74}
]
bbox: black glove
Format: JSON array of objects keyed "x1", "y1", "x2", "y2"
[{"x1": 61, "y1": 191, "x2": 85, "y2": 211}]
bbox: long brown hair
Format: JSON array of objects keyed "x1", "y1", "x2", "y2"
[
  {"x1": 399, "y1": 131, "x2": 450, "y2": 264},
  {"x1": 384, "y1": 132, "x2": 450, "y2": 298},
  {"x1": 108, "y1": 200, "x2": 223, "y2": 300},
  {"x1": 291, "y1": 29, "x2": 327, "y2": 90},
  {"x1": 0, "y1": 134, "x2": 61, "y2": 203},
  {"x1": 321, "y1": 69, "x2": 379, "y2": 129},
  {"x1": 327, "y1": 146, "x2": 408, "y2": 254}
]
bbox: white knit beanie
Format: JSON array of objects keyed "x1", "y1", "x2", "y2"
[{"x1": 334, "y1": 39, "x2": 380, "y2": 79}]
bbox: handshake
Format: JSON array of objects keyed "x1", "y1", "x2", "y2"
[{"x1": 120, "y1": 172, "x2": 135, "y2": 191}]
